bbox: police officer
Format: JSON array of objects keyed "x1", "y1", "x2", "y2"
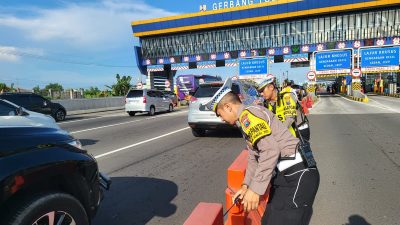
[
  {"x1": 205, "y1": 78, "x2": 319, "y2": 225},
  {"x1": 257, "y1": 75, "x2": 311, "y2": 141}
]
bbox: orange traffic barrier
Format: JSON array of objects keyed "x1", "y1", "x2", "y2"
[
  {"x1": 225, "y1": 150, "x2": 271, "y2": 225},
  {"x1": 301, "y1": 98, "x2": 309, "y2": 115},
  {"x1": 183, "y1": 202, "x2": 224, "y2": 225},
  {"x1": 306, "y1": 96, "x2": 313, "y2": 108}
]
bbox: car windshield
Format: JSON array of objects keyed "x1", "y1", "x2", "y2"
[
  {"x1": 127, "y1": 90, "x2": 143, "y2": 98},
  {"x1": 194, "y1": 85, "x2": 222, "y2": 98}
]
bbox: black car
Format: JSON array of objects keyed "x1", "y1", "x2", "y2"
[
  {"x1": 0, "y1": 93, "x2": 67, "y2": 121},
  {"x1": 0, "y1": 127, "x2": 111, "y2": 225}
]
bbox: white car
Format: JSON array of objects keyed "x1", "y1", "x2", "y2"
[
  {"x1": 0, "y1": 99, "x2": 59, "y2": 129},
  {"x1": 125, "y1": 89, "x2": 174, "y2": 116},
  {"x1": 188, "y1": 80, "x2": 258, "y2": 137}
]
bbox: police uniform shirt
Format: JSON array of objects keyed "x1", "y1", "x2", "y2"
[{"x1": 238, "y1": 104, "x2": 299, "y2": 195}]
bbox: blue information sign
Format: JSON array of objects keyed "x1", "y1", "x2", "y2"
[
  {"x1": 360, "y1": 47, "x2": 400, "y2": 68},
  {"x1": 316, "y1": 50, "x2": 351, "y2": 71},
  {"x1": 239, "y1": 58, "x2": 268, "y2": 75}
]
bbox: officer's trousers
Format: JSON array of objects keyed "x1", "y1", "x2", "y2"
[{"x1": 261, "y1": 163, "x2": 320, "y2": 225}]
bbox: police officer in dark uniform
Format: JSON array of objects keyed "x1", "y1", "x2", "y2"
[{"x1": 205, "y1": 78, "x2": 319, "y2": 225}]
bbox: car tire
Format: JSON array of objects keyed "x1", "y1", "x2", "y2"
[
  {"x1": 149, "y1": 106, "x2": 155, "y2": 116},
  {"x1": 191, "y1": 128, "x2": 206, "y2": 137},
  {"x1": 168, "y1": 104, "x2": 174, "y2": 112},
  {"x1": 128, "y1": 111, "x2": 136, "y2": 117},
  {"x1": 54, "y1": 109, "x2": 66, "y2": 121},
  {"x1": 2, "y1": 192, "x2": 89, "y2": 225}
]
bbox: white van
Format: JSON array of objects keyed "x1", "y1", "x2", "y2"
[{"x1": 125, "y1": 89, "x2": 174, "y2": 116}]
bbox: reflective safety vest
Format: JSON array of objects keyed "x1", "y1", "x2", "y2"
[
  {"x1": 239, "y1": 109, "x2": 272, "y2": 146},
  {"x1": 266, "y1": 90, "x2": 297, "y2": 137}
]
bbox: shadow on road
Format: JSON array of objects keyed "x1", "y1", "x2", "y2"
[
  {"x1": 205, "y1": 129, "x2": 242, "y2": 138},
  {"x1": 92, "y1": 177, "x2": 178, "y2": 225},
  {"x1": 79, "y1": 139, "x2": 98, "y2": 147},
  {"x1": 343, "y1": 215, "x2": 372, "y2": 225}
]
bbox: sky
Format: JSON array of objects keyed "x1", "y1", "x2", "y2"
[{"x1": 0, "y1": 0, "x2": 308, "y2": 90}]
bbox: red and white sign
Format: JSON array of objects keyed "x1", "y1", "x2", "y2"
[
  {"x1": 307, "y1": 71, "x2": 317, "y2": 81},
  {"x1": 351, "y1": 68, "x2": 362, "y2": 77},
  {"x1": 137, "y1": 82, "x2": 143, "y2": 89},
  {"x1": 165, "y1": 80, "x2": 171, "y2": 88},
  {"x1": 283, "y1": 47, "x2": 289, "y2": 54}
]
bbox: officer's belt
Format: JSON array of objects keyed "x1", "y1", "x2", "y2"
[{"x1": 277, "y1": 152, "x2": 303, "y2": 172}]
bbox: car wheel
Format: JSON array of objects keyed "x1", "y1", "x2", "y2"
[
  {"x1": 54, "y1": 109, "x2": 66, "y2": 121},
  {"x1": 191, "y1": 128, "x2": 206, "y2": 137},
  {"x1": 3, "y1": 192, "x2": 89, "y2": 225},
  {"x1": 168, "y1": 104, "x2": 174, "y2": 112},
  {"x1": 128, "y1": 111, "x2": 136, "y2": 117},
  {"x1": 149, "y1": 106, "x2": 155, "y2": 116}
]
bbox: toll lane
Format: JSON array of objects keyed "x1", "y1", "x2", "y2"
[{"x1": 310, "y1": 96, "x2": 400, "y2": 225}]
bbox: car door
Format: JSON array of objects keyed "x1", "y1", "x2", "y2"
[
  {"x1": 29, "y1": 95, "x2": 52, "y2": 115},
  {"x1": 154, "y1": 91, "x2": 166, "y2": 110},
  {"x1": 160, "y1": 92, "x2": 170, "y2": 110}
]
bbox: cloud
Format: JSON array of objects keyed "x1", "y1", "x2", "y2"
[
  {"x1": 0, "y1": 46, "x2": 45, "y2": 62},
  {"x1": 0, "y1": 0, "x2": 176, "y2": 49}
]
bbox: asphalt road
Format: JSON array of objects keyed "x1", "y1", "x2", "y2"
[{"x1": 59, "y1": 95, "x2": 400, "y2": 225}]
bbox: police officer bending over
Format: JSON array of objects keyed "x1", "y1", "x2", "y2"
[
  {"x1": 205, "y1": 78, "x2": 319, "y2": 225},
  {"x1": 257, "y1": 75, "x2": 311, "y2": 141}
]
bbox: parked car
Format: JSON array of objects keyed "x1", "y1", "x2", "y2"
[
  {"x1": 0, "y1": 126, "x2": 111, "y2": 225},
  {"x1": 188, "y1": 80, "x2": 256, "y2": 137},
  {"x1": 125, "y1": 89, "x2": 174, "y2": 116},
  {"x1": 0, "y1": 93, "x2": 67, "y2": 121},
  {"x1": 0, "y1": 99, "x2": 59, "y2": 129},
  {"x1": 161, "y1": 90, "x2": 178, "y2": 106}
]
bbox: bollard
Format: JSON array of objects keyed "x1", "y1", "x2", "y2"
[{"x1": 183, "y1": 202, "x2": 224, "y2": 225}]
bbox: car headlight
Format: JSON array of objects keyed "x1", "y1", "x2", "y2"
[{"x1": 68, "y1": 139, "x2": 82, "y2": 150}]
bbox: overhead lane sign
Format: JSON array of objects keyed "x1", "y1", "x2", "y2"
[
  {"x1": 315, "y1": 50, "x2": 351, "y2": 70},
  {"x1": 239, "y1": 58, "x2": 268, "y2": 79},
  {"x1": 360, "y1": 46, "x2": 400, "y2": 73}
]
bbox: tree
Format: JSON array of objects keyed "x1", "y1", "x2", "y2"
[
  {"x1": 33, "y1": 85, "x2": 41, "y2": 94},
  {"x1": 84, "y1": 86, "x2": 101, "y2": 98},
  {"x1": 106, "y1": 74, "x2": 132, "y2": 96},
  {"x1": 44, "y1": 83, "x2": 63, "y2": 92},
  {"x1": 0, "y1": 83, "x2": 14, "y2": 93}
]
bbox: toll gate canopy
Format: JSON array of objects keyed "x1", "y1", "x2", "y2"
[{"x1": 131, "y1": 0, "x2": 400, "y2": 89}]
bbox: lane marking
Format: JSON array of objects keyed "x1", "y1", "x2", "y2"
[
  {"x1": 94, "y1": 127, "x2": 190, "y2": 159},
  {"x1": 70, "y1": 110, "x2": 188, "y2": 134},
  {"x1": 339, "y1": 96, "x2": 400, "y2": 113},
  {"x1": 69, "y1": 110, "x2": 187, "y2": 133},
  {"x1": 60, "y1": 113, "x2": 126, "y2": 124},
  {"x1": 60, "y1": 108, "x2": 188, "y2": 124}
]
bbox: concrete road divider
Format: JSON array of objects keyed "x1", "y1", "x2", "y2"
[
  {"x1": 54, "y1": 97, "x2": 124, "y2": 115},
  {"x1": 183, "y1": 202, "x2": 223, "y2": 225}
]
